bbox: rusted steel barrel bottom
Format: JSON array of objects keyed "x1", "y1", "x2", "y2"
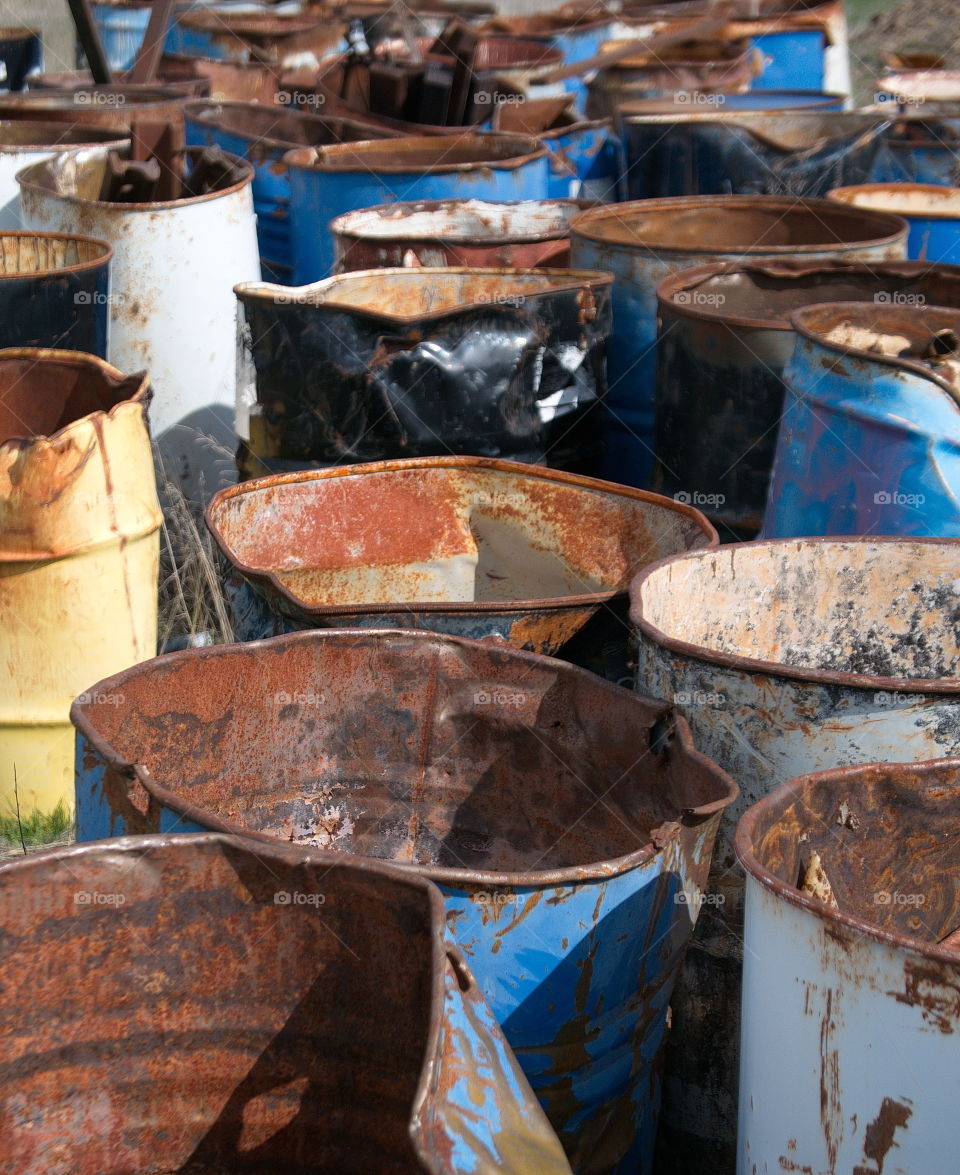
[
  {"x1": 72, "y1": 629, "x2": 737, "y2": 1175},
  {"x1": 0, "y1": 832, "x2": 572, "y2": 1174}
]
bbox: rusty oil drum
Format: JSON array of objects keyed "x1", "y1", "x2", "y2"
[
  {"x1": 629, "y1": 536, "x2": 960, "y2": 1173},
  {"x1": 737, "y1": 759, "x2": 960, "y2": 1173},
  {"x1": 204, "y1": 456, "x2": 716, "y2": 682},
  {"x1": 71, "y1": 629, "x2": 737, "y2": 1175},
  {"x1": 331, "y1": 198, "x2": 599, "y2": 273},
  {"x1": 652, "y1": 259, "x2": 960, "y2": 539},
  {"x1": 0, "y1": 831, "x2": 571, "y2": 1174}
]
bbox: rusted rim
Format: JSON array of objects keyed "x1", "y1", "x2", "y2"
[
  {"x1": 205, "y1": 455, "x2": 718, "y2": 617},
  {"x1": 182, "y1": 99, "x2": 388, "y2": 150},
  {"x1": 629, "y1": 536, "x2": 960, "y2": 694},
  {"x1": 0, "y1": 230, "x2": 113, "y2": 278},
  {"x1": 282, "y1": 133, "x2": 549, "y2": 174},
  {"x1": 70, "y1": 628, "x2": 738, "y2": 886},
  {"x1": 0, "y1": 121, "x2": 127, "y2": 153},
  {"x1": 624, "y1": 111, "x2": 888, "y2": 155},
  {"x1": 0, "y1": 827, "x2": 465, "y2": 1123},
  {"x1": 16, "y1": 146, "x2": 254, "y2": 211},
  {"x1": 789, "y1": 300, "x2": 960, "y2": 398},
  {"x1": 828, "y1": 182, "x2": 960, "y2": 221},
  {"x1": 617, "y1": 92, "x2": 844, "y2": 117},
  {"x1": 235, "y1": 266, "x2": 615, "y2": 325},
  {"x1": 735, "y1": 759, "x2": 960, "y2": 963},
  {"x1": 569, "y1": 195, "x2": 908, "y2": 255},
  {"x1": 329, "y1": 198, "x2": 600, "y2": 247},
  {"x1": 655, "y1": 258, "x2": 960, "y2": 331},
  {"x1": 536, "y1": 116, "x2": 613, "y2": 141}
]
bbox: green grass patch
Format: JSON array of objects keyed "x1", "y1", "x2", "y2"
[{"x1": 0, "y1": 800, "x2": 73, "y2": 848}]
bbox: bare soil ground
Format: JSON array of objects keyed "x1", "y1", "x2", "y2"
[{"x1": 849, "y1": 0, "x2": 960, "y2": 101}]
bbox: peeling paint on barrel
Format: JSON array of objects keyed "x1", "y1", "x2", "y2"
[
  {"x1": 204, "y1": 456, "x2": 716, "y2": 679},
  {"x1": 0, "y1": 348, "x2": 159, "y2": 816},
  {"x1": 0, "y1": 831, "x2": 571, "y2": 1173},
  {"x1": 737, "y1": 759, "x2": 960, "y2": 1174},
  {"x1": 630, "y1": 536, "x2": 960, "y2": 1172},
  {"x1": 70, "y1": 628, "x2": 737, "y2": 1174}
]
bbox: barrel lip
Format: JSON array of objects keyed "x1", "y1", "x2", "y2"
[
  {"x1": 655, "y1": 258, "x2": 960, "y2": 330},
  {"x1": 618, "y1": 91, "x2": 845, "y2": 117},
  {"x1": 828, "y1": 181, "x2": 960, "y2": 220},
  {"x1": 205, "y1": 455, "x2": 718, "y2": 617},
  {"x1": 70, "y1": 628, "x2": 737, "y2": 885},
  {"x1": 329, "y1": 198, "x2": 600, "y2": 247},
  {"x1": 281, "y1": 132, "x2": 549, "y2": 175},
  {"x1": 629, "y1": 537, "x2": 960, "y2": 694},
  {"x1": 735, "y1": 759, "x2": 960, "y2": 965},
  {"x1": 789, "y1": 300, "x2": 960, "y2": 398},
  {"x1": 234, "y1": 266, "x2": 615, "y2": 324},
  {"x1": 0, "y1": 120, "x2": 127, "y2": 153},
  {"x1": 16, "y1": 145, "x2": 255, "y2": 212},
  {"x1": 568, "y1": 195, "x2": 908, "y2": 255},
  {"x1": 181, "y1": 98, "x2": 391, "y2": 150},
  {"x1": 0, "y1": 230, "x2": 114, "y2": 279}
]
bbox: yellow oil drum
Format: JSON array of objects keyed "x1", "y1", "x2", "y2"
[{"x1": 0, "y1": 348, "x2": 159, "y2": 817}]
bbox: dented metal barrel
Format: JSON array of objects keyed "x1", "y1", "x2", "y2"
[
  {"x1": 629, "y1": 537, "x2": 960, "y2": 1172},
  {"x1": 331, "y1": 198, "x2": 598, "y2": 272},
  {"x1": 234, "y1": 268, "x2": 612, "y2": 479},
  {"x1": 737, "y1": 759, "x2": 960, "y2": 1174},
  {"x1": 284, "y1": 134, "x2": 550, "y2": 281},
  {"x1": 0, "y1": 231, "x2": 112, "y2": 355},
  {"x1": 764, "y1": 302, "x2": 960, "y2": 538},
  {"x1": 0, "y1": 120, "x2": 126, "y2": 229},
  {"x1": 0, "y1": 85, "x2": 191, "y2": 132},
  {"x1": 653, "y1": 260, "x2": 960, "y2": 538},
  {"x1": 205, "y1": 457, "x2": 715, "y2": 680},
  {"x1": 828, "y1": 182, "x2": 960, "y2": 263},
  {"x1": 19, "y1": 145, "x2": 261, "y2": 504},
  {"x1": 569, "y1": 196, "x2": 908, "y2": 488},
  {"x1": 184, "y1": 99, "x2": 396, "y2": 283},
  {"x1": 0, "y1": 831, "x2": 572, "y2": 1174},
  {"x1": 72, "y1": 629, "x2": 737, "y2": 1175},
  {"x1": 91, "y1": 0, "x2": 151, "y2": 72},
  {"x1": 0, "y1": 349, "x2": 159, "y2": 817}
]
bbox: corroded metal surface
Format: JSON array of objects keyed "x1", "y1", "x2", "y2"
[
  {"x1": 569, "y1": 195, "x2": 908, "y2": 489},
  {"x1": 0, "y1": 348, "x2": 159, "y2": 815},
  {"x1": 765, "y1": 301, "x2": 960, "y2": 538},
  {"x1": 0, "y1": 85, "x2": 190, "y2": 131},
  {"x1": 331, "y1": 198, "x2": 600, "y2": 272},
  {"x1": 283, "y1": 134, "x2": 550, "y2": 281},
  {"x1": 233, "y1": 268, "x2": 612, "y2": 476},
  {"x1": 204, "y1": 457, "x2": 716, "y2": 670},
  {"x1": 630, "y1": 536, "x2": 960, "y2": 1172},
  {"x1": 0, "y1": 831, "x2": 571, "y2": 1174},
  {"x1": 652, "y1": 259, "x2": 960, "y2": 538},
  {"x1": 72, "y1": 629, "x2": 737, "y2": 1175},
  {"x1": 0, "y1": 231, "x2": 112, "y2": 355},
  {"x1": 737, "y1": 759, "x2": 960, "y2": 1174}
]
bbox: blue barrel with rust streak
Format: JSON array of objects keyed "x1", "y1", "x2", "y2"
[
  {"x1": 828, "y1": 182, "x2": 960, "y2": 263},
  {"x1": 542, "y1": 118, "x2": 621, "y2": 201},
  {"x1": 91, "y1": 2, "x2": 151, "y2": 72},
  {"x1": 763, "y1": 301, "x2": 960, "y2": 538},
  {"x1": 750, "y1": 29, "x2": 826, "y2": 91},
  {"x1": 184, "y1": 99, "x2": 395, "y2": 284},
  {"x1": 569, "y1": 196, "x2": 908, "y2": 489},
  {"x1": 285, "y1": 134, "x2": 550, "y2": 282},
  {"x1": 71, "y1": 628, "x2": 737, "y2": 1175}
]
